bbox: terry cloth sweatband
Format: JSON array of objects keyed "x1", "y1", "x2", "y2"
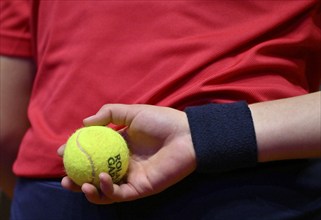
[{"x1": 185, "y1": 101, "x2": 257, "y2": 173}]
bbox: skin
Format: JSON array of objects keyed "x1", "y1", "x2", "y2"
[
  {"x1": 58, "y1": 105, "x2": 196, "y2": 204},
  {"x1": 1, "y1": 50, "x2": 320, "y2": 205},
  {"x1": 57, "y1": 91, "x2": 321, "y2": 204},
  {"x1": 0, "y1": 56, "x2": 34, "y2": 198},
  {"x1": 251, "y1": 92, "x2": 321, "y2": 162}
]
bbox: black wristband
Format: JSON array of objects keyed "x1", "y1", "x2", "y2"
[{"x1": 185, "y1": 101, "x2": 257, "y2": 173}]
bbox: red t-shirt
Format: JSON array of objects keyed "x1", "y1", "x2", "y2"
[{"x1": 1, "y1": 0, "x2": 320, "y2": 178}]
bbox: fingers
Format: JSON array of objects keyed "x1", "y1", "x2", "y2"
[
  {"x1": 81, "y1": 173, "x2": 114, "y2": 204},
  {"x1": 57, "y1": 144, "x2": 65, "y2": 157},
  {"x1": 81, "y1": 172, "x2": 142, "y2": 204},
  {"x1": 99, "y1": 172, "x2": 115, "y2": 196},
  {"x1": 83, "y1": 104, "x2": 145, "y2": 127},
  {"x1": 61, "y1": 176, "x2": 82, "y2": 192},
  {"x1": 81, "y1": 183, "x2": 112, "y2": 204},
  {"x1": 61, "y1": 172, "x2": 142, "y2": 204},
  {"x1": 99, "y1": 173, "x2": 139, "y2": 202}
]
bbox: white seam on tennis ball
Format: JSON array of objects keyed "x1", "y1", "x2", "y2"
[{"x1": 76, "y1": 131, "x2": 96, "y2": 184}]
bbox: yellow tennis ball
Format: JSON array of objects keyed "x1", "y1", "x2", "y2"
[{"x1": 63, "y1": 126, "x2": 129, "y2": 188}]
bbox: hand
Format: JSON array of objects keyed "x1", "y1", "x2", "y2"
[{"x1": 58, "y1": 104, "x2": 196, "y2": 204}]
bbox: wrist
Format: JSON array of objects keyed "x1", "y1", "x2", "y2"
[{"x1": 185, "y1": 101, "x2": 258, "y2": 173}]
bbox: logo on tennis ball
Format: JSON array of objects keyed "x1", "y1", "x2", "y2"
[{"x1": 107, "y1": 154, "x2": 123, "y2": 181}]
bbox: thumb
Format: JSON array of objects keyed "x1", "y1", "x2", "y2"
[{"x1": 83, "y1": 104, "x2": 144, "y2": 127}]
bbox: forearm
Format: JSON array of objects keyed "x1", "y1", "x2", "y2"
[
  {"x1": 186, "y1": 92, "x2": 321, "y2": 173},
  {"x1": 0, "y1": 56, "x2": 34, "y2": 198},
  {"x1": 250, "y1": 92, "x2": 321, "y2": 162}
]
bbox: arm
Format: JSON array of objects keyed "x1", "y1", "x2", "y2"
[
  {"x1": 0, "y1": 56, "x2": 34, "y2": 198},
  {"x1": 250, "y1": 91, "x2": 321, "y2": 162},
  {"x1": 58, "y1": 92, "x2": 321, "y2": 204},
  {"x1": 185, "y1": 92, "x2": 321, "y2": 173}
]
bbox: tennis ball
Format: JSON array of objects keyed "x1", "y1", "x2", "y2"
[{"x1": 63, "y1": 126, "x2": 129, "y2": 187}]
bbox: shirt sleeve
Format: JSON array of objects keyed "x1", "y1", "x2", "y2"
[{"x1": 0, "y1": 0, "x2": 32, "y2": 57}]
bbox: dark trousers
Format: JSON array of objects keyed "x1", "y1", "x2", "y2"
[{"x1": 11, "y1": 160, "x2": 321, "y2": 220}]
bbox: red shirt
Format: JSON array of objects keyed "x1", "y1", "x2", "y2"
[{"x1": 1, "y1": 0, "x2": 320, "y2": 178}]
